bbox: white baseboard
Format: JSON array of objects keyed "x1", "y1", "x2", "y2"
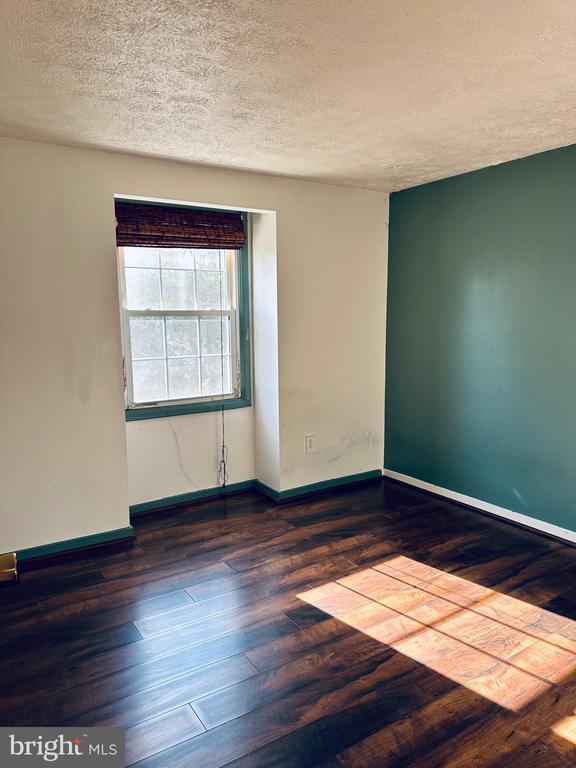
[{"x1": 383, "y1": 468, "x2": 576, "y2": 546}]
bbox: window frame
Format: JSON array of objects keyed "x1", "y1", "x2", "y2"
[{"x1": 118, "y1": 209, "x2": 251, "y2": 421}]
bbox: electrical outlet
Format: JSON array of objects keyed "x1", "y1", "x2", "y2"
[{"x1": 305, "y1": 433, "x2": 317, "y2": 454}]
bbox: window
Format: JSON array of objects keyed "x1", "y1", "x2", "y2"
[{"x1": 116, "y1": 200, "x2": 250, "y2": 420}]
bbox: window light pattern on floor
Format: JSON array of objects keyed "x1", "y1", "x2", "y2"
[
  {"x1": 298, "y1": 555, "x2": 576, "y2": 712},
  {"x1": 552, "y1": 715, "x2": 576, "y2": 745}
]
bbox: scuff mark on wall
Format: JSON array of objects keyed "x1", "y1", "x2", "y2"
[
  {"x1": 323, "y1": 432, "x2": 380, "y2": 463},
  {"x1": 167, "y1": 419, "x2": 198, "y2": 489}
]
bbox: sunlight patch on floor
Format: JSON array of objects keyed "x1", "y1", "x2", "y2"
[
  {"x1": 552, "y1": 715, "x2": 576, "y2": 745},
  {"x1": 298, "y1": 555, "x2": 576, "y2": 711}
]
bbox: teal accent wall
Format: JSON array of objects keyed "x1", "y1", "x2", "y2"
[{"x1": 386, "y1": 145, "x2": 576, "y2": 532}]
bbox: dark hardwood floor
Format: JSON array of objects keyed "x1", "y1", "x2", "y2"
[{"x1": 2, "y1": 478, "x2": 576, "y2": 767}]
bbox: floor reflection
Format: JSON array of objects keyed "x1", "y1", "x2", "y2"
[{"x1": 298, "y1": 555, "x2": 576, "y2": 711}]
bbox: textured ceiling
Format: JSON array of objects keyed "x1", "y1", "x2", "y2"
[{"x1": 1, "y1": 1, "x2": 576, "y2": 191}]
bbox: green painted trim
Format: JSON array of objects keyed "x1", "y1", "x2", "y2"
[
  {"x1": 130, "y1": 480, "x2": 256, "y2": 516},
  {"x1": 237, "y1": 213, "x2": 252, "y2": 412},
  {"x1": 125, "y1": 212, "x2": 252, "y2": 422},
  {"x1": 131, "y1": 471, "x2": 383, "y2": 516},
  {"x1": 126, "y1": 395, "x2": 250, "y2": 421},
  {"x1": 14, "y1": 471, "x2": 383, "y2": 564},
  {"x1": 278, "y1": 470, "x2": 383, "y2": 500},
  {"x1": 253, "y1": 481, "x2": 281, "y2": 502},
  {"x1": 256, "y1": 470, "x2": 383, "y2": 502},
  {"x1": 17, "y1": 527, "x2": 134, "y2": 562}
]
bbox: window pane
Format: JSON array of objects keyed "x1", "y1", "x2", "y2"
[
  {"x1": 162, "y1": 269, "x2": 195, "y2": 309},
  {"x1": 194, "y1": 250, "x2": 223, "y2": 271},
  {"x1": 125, "y1": 268, "x2": 161, "y2": 309},
  {"x1": 124, "y1": 247, "x2": 160, "y2": 268},
  {"x1": 132, "y1": 359, "x2": 167, "y2": 402},
  {"x1": 200, "y1": 317, "x2": 230, "y2": 355},
  {"x1": 129, "y1": 317, "x2": 165, "y2": 359},
  {"x1": 120, "y1": 242, "x2": 241, "y2": 406},
  {"x1": 201, "y1": 355, "x2": 232, "y2": 395},
  {"x1": 166, "y1": 317, "x2": 199, "y2": 357},
  {"x1": 168, "y1": 358, "x2": 201, "y2": 399},
  {"x1": 160, "y1": 249, "x2": 196, "y2": 269},
  {"x1": 196, "y1": 270, "x2": 227, "y2": 309}
]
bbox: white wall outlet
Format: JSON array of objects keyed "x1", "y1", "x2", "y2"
[{"x1": 305, "y1": 433, "x2": 317, "y2": 454}]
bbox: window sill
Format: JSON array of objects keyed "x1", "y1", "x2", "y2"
[{"x1": 125, "y1": 394, "x2": 251, "y2": 421}]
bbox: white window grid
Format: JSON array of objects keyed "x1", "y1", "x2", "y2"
[{"x1": 118, "y1": 247, "x2": 241, "y2": 408}]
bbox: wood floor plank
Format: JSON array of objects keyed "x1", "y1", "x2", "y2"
[
  {"x1": 4, "y1": 480, "x2": 576, "y2": 767},
  {"x1": 135, "y1": 555, "x2": 356, "y2": 637},
  {"x1": 125, "y1": 706, "x2": 205, "y2": 765},
  {"x1": 193, "y1": 629, "x2": 395, "y2": 729},
  {"x1": 490, "y1": 741, "x2": 574, "y2": 768},
  {"x1": 0, "y1": 568, "x2": 107, "y2": 614},
  {"x1": 410, "y1": 681, "x2": 576, "y2": 767},
  {"x1": 316, "y1": 686, "x2": 495, "y2": 768},
  {"x1": 0, "y1": 619, "x2": 142, "y2": 685},
  {"x1": 245, "y1": 615, "x2": 357, "y2": 672},
  {"x1": 0, "y1": 587, "x2": 195, "y2": 642},
  {"x1": 7, "y1": 654, "x2": 258, "y2": 728},
  {"x1": 186, "y1": 551, "x2": 361, "y2": 602},
  {"x1": 113, "y1": 593, "x2": 302, "y2": 663},
  {"x1": 135, "y1": 655, "x2": 447, "y2": 768},
  {"x1": 284, "y1": 603, "x2": 329, "y2": 629},
  {"x1": 2, "y1": 561, "x2": 235, "y2": 622},
  {"x1": 224, "y1": 684, "x2": 494, "y2": 768},
  {"x1": 99, "y1": 518, "x2": 296, "y2": 580},
  {"x1": 65, "y1": 614, "x2": 299, "y2": 687},
  {"x1": 0, "y1": 563, "x2": 238, "y2": 684},
  {"x1": 0, "y1": 669, "x2": 68, "y2": 713},
  {"x1": 64, "y1": 658, "x2": 257, "y2": 731},
  {"x1": 223, "y1": 514, "x2": 388, "y2": 572}
]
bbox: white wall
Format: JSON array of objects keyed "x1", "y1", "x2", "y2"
[
  {"x1": 0, "y1": 136, "x2": 387, "y2": 552},
  {"x1": 275, "y1": 186, "x2": 389, "y2": 490},
  {"x1": 126, "y1": 409, "x2": 255, "y2": 506},
  {"x1": 252, "y1": 211, "x2": 281, "y2": 490},
  {"x1": 0, "y1": 139, "x2": 130, "y2": 551}
]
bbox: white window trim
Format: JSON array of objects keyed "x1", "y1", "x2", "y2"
[{"x1": 118, "y1": 247, "x2": 242, "y2": 410}]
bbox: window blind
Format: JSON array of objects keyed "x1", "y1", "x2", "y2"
[{"x1": 115, "y1": 200, "x2": 246, "y2": 250}]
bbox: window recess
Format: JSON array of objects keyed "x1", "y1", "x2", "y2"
[{"x1": 116, "y1": 199, "x2": 251, "y2": 420}]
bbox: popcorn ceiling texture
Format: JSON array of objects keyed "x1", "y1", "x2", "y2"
[{"x1": 1, "y1": 0, "x2": 576, "y2": 191}]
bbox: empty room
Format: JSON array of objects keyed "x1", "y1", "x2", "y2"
[{"x1": 1, "y1": 1, "x2": 576, "y2": 766}]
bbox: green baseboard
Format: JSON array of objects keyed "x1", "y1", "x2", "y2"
[
  {"x1": 17, "y1": 526, "x2": 134, "y2": 562},
  {"x1": 255, "y1": 470, "x2": 382, "y2": 502},
  {"x1": 129, "y1": 480, "x2": 256, "y2": 517},
  {"x1": 253, "y1": 481, "x2": 281, "y2": 501},
  {"x1": 131, "y1": 471, "x2": 383, "y2": 514},
  {"x1": 14, "y1": 471, "x2": 383, "y2": 566}
]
